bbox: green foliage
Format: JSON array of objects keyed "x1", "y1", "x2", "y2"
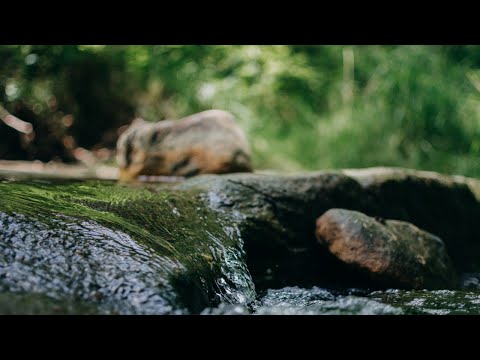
[{"x1": 2, "y1": 45, "x2": 480, "y2": 176}]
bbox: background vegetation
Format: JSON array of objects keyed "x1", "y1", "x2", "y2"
[{"x1": 2, "y1": 45, "x2": 480, "y2": 176}]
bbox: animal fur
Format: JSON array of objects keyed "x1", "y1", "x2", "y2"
[{"x1": 116, "y1": 109, "x2": 252, "y2": 181}]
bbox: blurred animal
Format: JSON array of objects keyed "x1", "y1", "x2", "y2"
[{"x1": 116, "y1": 110, "x2": 252, "y2": 182}]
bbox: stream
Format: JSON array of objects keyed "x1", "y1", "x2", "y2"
[{"x1": 1, "y1": 169, "x2": 480, "y2": 315}]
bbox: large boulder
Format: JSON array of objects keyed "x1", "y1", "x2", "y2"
[{"x1": 315, "y1": 209, "x2": 457, "y2": 289}]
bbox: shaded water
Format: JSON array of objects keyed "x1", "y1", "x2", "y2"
[{"x1": 1, "y1": 175, "x2": 480, "y2": 315}]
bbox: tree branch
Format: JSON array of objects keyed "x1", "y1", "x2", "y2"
[{"x1": 0, "y1": 104, "x2": 33, "y2": 134}]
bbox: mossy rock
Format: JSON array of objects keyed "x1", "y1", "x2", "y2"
[
  {"x1": 0, "y1": 178, "x2": 255, "y2": 314},
  {"x1": 1, "y1": 167, "x2": 480, "y2": 314}
]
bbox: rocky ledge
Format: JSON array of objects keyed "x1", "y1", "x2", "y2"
[{"x1": 1, "y1": 167, "x2": 480, "y2": 314}]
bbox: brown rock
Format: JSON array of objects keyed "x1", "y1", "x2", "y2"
[
  {"x1": 342, "y1": 167, "x2": 480, "y2": 272},
  {"x1": 315, "y1": 209, "x2": 457, "y2": 289}
]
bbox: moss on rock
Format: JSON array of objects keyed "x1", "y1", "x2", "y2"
[
  {"x1": 0, "y1": 178, "x2": 255, "y2": 314},
  {"x1": 1, "y1": 167, "x2": 480, "y2": 314}
]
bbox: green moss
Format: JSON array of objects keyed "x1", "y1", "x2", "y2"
[
  {"x1": 1, "y1": 179, "x2": 231, "y2": 255},
  {"x1": 2, "y1": 169, "x2": 479, "y2": 314},
  {"x1": 0, "y1": 178, "x2": 255, "y2": 311}
]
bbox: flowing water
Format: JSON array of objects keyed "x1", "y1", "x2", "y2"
[
  {"x1": 1, "y1": 175, "x2": 479, "y2": 315},
  {"x1": 203, "y1": 286, "x2": 480, "y2": 315}
]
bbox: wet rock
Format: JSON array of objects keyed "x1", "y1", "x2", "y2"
[
  {"x1": 180, "y1": 168, "x2": 480, "y2": 289},
  {"x1": 343, "y1": 167, "x2": 480, "y2": 272},
  {"x1": 2, "y1": 166, "x2": 480, "y2": 314},
  {"x1": 0, "y1": 179, "x2": 256, "y2": 314},
  {"x1": 0, "y1": 211, "x2": 184, "y2": 314},
  {"x1": 178, "y1": 172, "x2": 372, "y2": 290},
  {"x1": 461, "y1": 273, "x2": 480, "y2": 290},
  {"x1": 315, "y1": 209, "x2": 457, "y2": 289}
]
